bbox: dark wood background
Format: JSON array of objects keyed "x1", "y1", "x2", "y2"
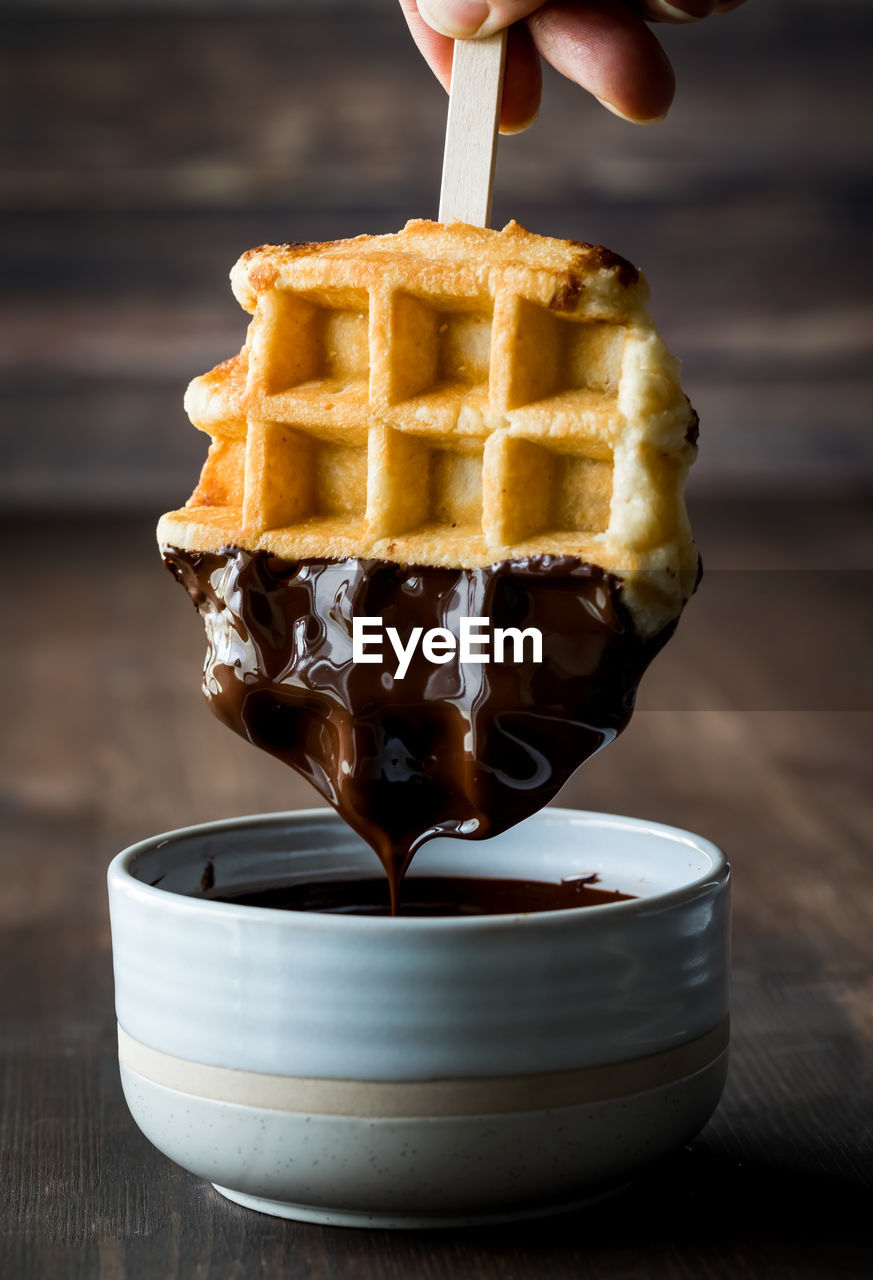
[
  {"x1": 3, "y1": 0, "x2": 872, "y2": 509},
  {"x1": 2, "y1": 1, "x2": 872, "y2": 1276}
]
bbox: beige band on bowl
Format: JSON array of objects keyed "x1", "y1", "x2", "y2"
[{"x1": 118, "y1": 1019, "x2": 729, "y2": 1119}]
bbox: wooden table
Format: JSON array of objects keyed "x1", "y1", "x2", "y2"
[{"x1": 2, "y1": 498, "x2": 872, "y2": 1277}]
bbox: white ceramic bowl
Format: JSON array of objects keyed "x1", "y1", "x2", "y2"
[{"x1": 108, "y1": 808, "x2": 730, "y2": 1228}]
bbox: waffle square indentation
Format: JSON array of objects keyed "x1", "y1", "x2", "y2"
[
  {"x1": 483, "y1": 434, "x2": 613, "y2": 546},
  {"x1": 383, "y1": 293, "x2": 492, "y2": 405},
  {"x1": 503, "y1": 301, "x2": 625, "y2": 411},
  {"x1": 254, "y1": 289, "x2": 370, "y2": 397},
  {"x1": 243, "y1": 421, "x2": 367, "y2": 533},
  {"x1": 366, "y1": 426, "x2": 484, "y2": 542}
]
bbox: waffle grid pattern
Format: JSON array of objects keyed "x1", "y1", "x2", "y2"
[{"x1": 160, "y1": 222, "x2": 698, "y2": 631}]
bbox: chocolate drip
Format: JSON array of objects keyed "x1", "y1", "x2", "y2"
[{"x1": 163, "y1": 549, "x2": 673, "y2": 907}]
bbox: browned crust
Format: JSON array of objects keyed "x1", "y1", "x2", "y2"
[{"x1": 569, "y1": 241, "x2": 639, "y2": 287}]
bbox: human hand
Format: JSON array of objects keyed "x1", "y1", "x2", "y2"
[{"x1": 399, "y1": 0, "x2": 748, "y2": 132}]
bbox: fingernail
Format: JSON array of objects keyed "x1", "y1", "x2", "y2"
[
  {"x1": 418, "y1": 0, "x2": 491, "y2": 39},
  {"x1": 596, "y1": 96, "x2": 668, "y2": 125},
  {"x1": 651, "y1": 0, "x2": 713, "y2": 21},
  {"x1": 499, "y1": 110, "x2": 539, "y2": 136}
]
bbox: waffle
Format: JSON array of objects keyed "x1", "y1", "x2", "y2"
[{"x1": 158, "y1": 220, "x2": 699, "y2": 635}]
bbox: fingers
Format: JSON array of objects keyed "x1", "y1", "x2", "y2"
[
  {"x1": 399, "y1": 0, "x2": 454, "y2": 90},
  {"x1": 500, "y1": 21, "x2": 542, "y2": 133},
  {"x1": 527, "y1": 2, "x2": 675, "y2": 123},
  {"x1": 417, "y1": 1, "x2": 543, "y2": 40},
  {"x1": 406, "y1": 0, "x2": 745, "y2": 130},
  {"x1": 399, "y1": 0, "x2": 541, "y2": 132},
  {"x1": 414, "y1": 0, "x2": 746, "y2": 37},
  {"x1": 636, "y1": 0, "x2": 717, "y2": 23},
  {"x1": 633, "y1": 0, "x2": 747, "y2": 20}
]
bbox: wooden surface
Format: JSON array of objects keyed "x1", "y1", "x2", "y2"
[
  {"x1": 2, "y1": 498, "x2": 872, "y2": 1278},
  {"x1": 3, "y1": 0, "x2": 873, "y2": 1272},
  {"x1": 2, "y1": 0, "x2": 873, "y2": 510}
]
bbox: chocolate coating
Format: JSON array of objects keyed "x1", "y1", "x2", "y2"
[{"x1": 163, "y1": 549, "x2": 673, "y2": 906}]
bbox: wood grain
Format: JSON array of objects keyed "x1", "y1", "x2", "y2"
[
  {"x1": 439, "y1": 32, "x2": 507, "y2": 227},
  {"x1": 1, "y1": 500, "x2": 872, "y2": 1277}
]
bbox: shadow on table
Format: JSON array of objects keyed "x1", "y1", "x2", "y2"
[{"x1": 428, "y1": 1145, "x2": 873, "y2": 1272}]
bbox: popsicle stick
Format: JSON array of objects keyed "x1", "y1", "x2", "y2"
[{"x1": 438, "y1": 30, "x2": 508, "y2": 228}]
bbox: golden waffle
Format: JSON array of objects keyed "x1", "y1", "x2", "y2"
[{"x1": 158, "y1": 220, "x2": 699, "y2": 634}]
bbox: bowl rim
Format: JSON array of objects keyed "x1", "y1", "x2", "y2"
[{"x1": 107, "y1": 807, "x2": 730, "y2": 933}]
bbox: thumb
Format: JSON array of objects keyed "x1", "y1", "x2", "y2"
[{"x1": 417, "y1": 0, "x2": 543, "y2": 39}]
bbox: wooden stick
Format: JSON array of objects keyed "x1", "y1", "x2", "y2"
[{"x1": 438, "y1": 30, "x2": 508, "y2": 229}]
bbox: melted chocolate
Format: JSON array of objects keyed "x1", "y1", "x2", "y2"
[
  {"x1": 163, "y1": 549, "x2": 673, "y2": 908},
  {"x1": 204, "y1": 875, "x2": 636, "y2": 917}
]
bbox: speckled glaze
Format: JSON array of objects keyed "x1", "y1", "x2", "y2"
[{"x1": 108, "y1": 808, "x2": 731, "y2": 1226}]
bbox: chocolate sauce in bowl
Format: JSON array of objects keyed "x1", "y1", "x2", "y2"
[
  {"x1": 204, "y1": 875, "x2": 636, "y2": 917},
  {"x1": 163, "y1": 548, "x2": 673, "y2": 909}
]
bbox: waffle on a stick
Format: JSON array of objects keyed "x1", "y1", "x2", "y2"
[{"x1": 158, "y1": 220, "x2": 698, "y2": 634}]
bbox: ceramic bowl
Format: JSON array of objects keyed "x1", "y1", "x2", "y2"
[{"x1": 107, "y1": 807, "x2": 730, "y2": 1228}]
